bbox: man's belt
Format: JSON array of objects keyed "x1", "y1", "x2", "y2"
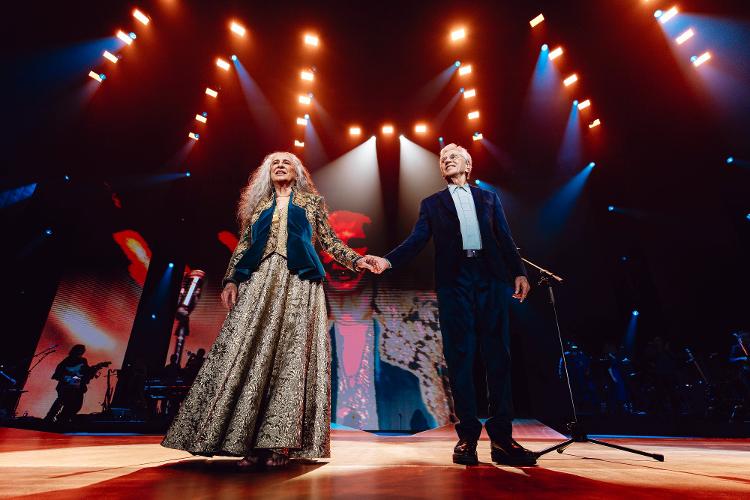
[{"x1": 464, "y1": 249, "x2": 482, "y2": 258}]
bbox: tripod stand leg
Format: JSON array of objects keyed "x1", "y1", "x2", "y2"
[
  {"x1": 587, "y1": 438, "x2": 665, "y2": 461},
  {"x1": 533, "y1": 439, "x2": 575, "y2": 458}
]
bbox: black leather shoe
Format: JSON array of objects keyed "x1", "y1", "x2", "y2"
[
  {"x1": 490, "y1": 439, "x2": 537, "y2": 466},
  {"x1": 452, "y1": 439, "x2": 479, "y2": 465}
]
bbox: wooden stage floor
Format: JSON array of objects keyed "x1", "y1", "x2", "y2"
[{"x1": 1, "y1": 421, "x2": 749, "y2": 499}]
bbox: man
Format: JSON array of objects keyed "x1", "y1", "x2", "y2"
[
  {"x1": 45, "y1": 344, "x2": 110, "y2": 424},
  {"x1": 367, "y1": 144, "x2": 535, "y2": 466}
]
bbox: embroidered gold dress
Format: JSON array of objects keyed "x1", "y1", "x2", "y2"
[{"x1": 161, "y1": 191, "x2": 361, "y2": 458}]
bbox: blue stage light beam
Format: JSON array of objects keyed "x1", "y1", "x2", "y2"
[
  {"x1": 557, "y1": 101, "x2": 582, "y2": 171},
  {"x1": 233, "y1": 57, "x2": 285, "y2": 143},
  {"x1": 537, "y1": 162, "x2": 595, "y2": 238},
  {"x1": 414, "y1": 63, "x2": 462, "y2": 111},
  {"x1": 624, "y1": 310, "x2": 639, "y2": 355},
  {"x1": 303, "y1": 118, "x2": 329, "y2": 169},
  {"x1": 0, "y1": 183, "x2": 38, "y2": 208},
  {"x1": 433, "y1": 90, "x2": 462, "y2": 129}
]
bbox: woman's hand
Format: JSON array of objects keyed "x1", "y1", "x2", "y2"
[{"x1": 221, "y1": 283, "x2": 239, "y2": 309}]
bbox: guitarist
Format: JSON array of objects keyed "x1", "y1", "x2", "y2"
[{"x1": 44, "y1": 344, "x2": 110, "y2": 424}]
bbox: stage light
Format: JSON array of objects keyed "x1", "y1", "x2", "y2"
[
  {"x1": 88, "y1": 71, "x2": 104, "y2": 82},
  {"x1": 44, "y1": 228, "x2": 53, "y2": 236},
  {"x1": 64, "y1": 175, "x2": 70, "y2": 181},
  {"x1": 195, "y1": 114, "x2": 207, "y2": 123},
  {"x1": 168, "y1": 262, "x2": 174, "y2": 268},
  {"x1": 541, "y1": 44, "x2": 549, "y2": 51},
  {"x1": 676, "y1": 28, "x2": 694, "y2": 45},
  {"x1": 621, "y1": 256, "x2": 628, "y2": 262},
  {"x1": 577, "y1": 99, "x2": 591, "y2": 110},
  {"x1": 300, "y1": 70, "x2": 314, "y2": 81},
  {"x1": 589, "y1": 118, "x2": 601, "y2": 128},
  {"x1": 230, "y1": 21, "x2": 246, "y2": 37},
  {"x1": 205, "y1": 87, "x2": 218, "y2": 98},
  {"x1": 414, "y1": 123, "x2": 427, "y2": 134},
  {"x1": 130, "y1": 32, "x2": 137, "y2": 39},
  {"x1": 530, "y1": 13, "x2": 545, "y2": 28},
  {"x1": 454, "y1": 60, "x2": 461, "y2": 67},
  {"x1": 467, "y1": 110, "x2": 479, "y2": 120},
  {"x1": 103, "y1": 50, "x2": 118, "y2": 63},
  {"x1": 133, "y1": 8, "x2": 150, "y2": 25},
  {"x1": 573, "y1": 100, "x2": 579, "y2": 106},
  {"x1": 607, "y1": 205, "x2": 614, "y2": 211},
  {"x1": 658, "y1": 6, "x2": 678, "y2": 24},
  {"x1": 747, "y1": 213, "x2": 750, "y2": 221},
  {"x1": 349, "y1": 126, "x2": 361, "y2": 136},
  {"x1": 294, "y1": 140, "x2": 305, "y2": 148},
  {"x1": 382, "y1": 124, "x2": 394, "y2": 135},
  {"x1": 463, "y1": 88, "x2": 476, "y2": 99},
  {"x1": 588, "y1": 161, "x2": 596, "y2": 168},
  {"x1": 231, "y1": 54, "x2": 237, "y2": 61},
  {"x1": 726, "y1": 156, "x2": 734, "y2": 164},
  {"x1": 458, "y1": 65, "x2": 472, "y2": 76},
  {"x1": 185, "y1": 171, "x2": 191, "y2": 177},
  {"x1": 216, "y1": 58, "x2": 230, "y2": 71},
  {"x1": 304, "y1": 33, "x2": 319, "y2": 47},
  {"x1": 298, "y1": 94, "x2": 312, "y2": 105},
  {"x1": 691, "y1": 51, "x2": 711, "y2": 67},
  {"x1": 632, "y1": 310, "x2": 640, "y2": 316},
  {"x1": 151, "y1": 314, "x2": 157, "y2": 320},
  {"x1": 297, "y1": 117, "x2": 308, "y2": 126},
  {"x1": 451, "y1": 28, "x2": 466, "y2": 41},
  {"x1": 473, "y1": 132, "x2": 483, "y2": 141},
  {"x1": 549, "y1": 46, "x2": 563, "y2": 60},
  {"x1": 563, "y1": 73, "x2": 578, "y2": 86},
  {"x1": 188, "y1": 132, "x2": 200, "y2": 140},
  {"x1": 116, "y1": 30, "x2": 133, "y2": 45}
]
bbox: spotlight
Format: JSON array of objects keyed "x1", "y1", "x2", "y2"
[
  {"x1": 563, "y1": 73, "x2": 578, "y2": 86},
  {"x1": 230, "y1": 21, "x2": 246, "y2": 37},
  {"x1": 300, "y1": 70, "x2": 315, "y2": 81},
  {"x1": 530, "y1": 13, "x2": 545, "y2": 28},
  {"x1": 588, "y1": 161, "x2": 596, "y2": 168},
  {"x1": 231, "y1": 54, "x2": 237, "y2": 61},
  {"x1": 541, "y1": 44, "x2": 549, "y2": 51},
  {"x1": 298, "y1": 94, "x2": 312, "y2": 105},
  {"x1": 632, "y1": 310, "x2": 640, "y2": 316},
  {"x1": 577, "y1": 99, "x2": 591, "y2": 110},
  {"x1": 414, "y1": 123, "x2": 427, "y2": 134},
  {"x1": 458, "y1": 65, "x2": 472, "y2": 76},
  {"x1": 454, "y1": 60, "x2": 461, "y2": 67},
  {"x1": 304, "y1": 33, "x2": 319, "y2": 47},
  {"x1": 573, "y1": 100, "x2": 579, "y2": 106},
  {"x1": 103, "y1": 50, "x2": 118, "y2": 63},
  {"x1": 438, "y1": 136, "x2": 444, "y2": 143},
  {"x1": 133, "y1": 8, "x2": 150, "y2": 25},
  {"x1": 116, "y1": 30, "x2": 133, "y2": 45},
  {"x1": 747, "y1": 213, "x2": 750, "y2": 221},
  {"x1": 382, "y1": 124, "x2": 394, "y2": 135},
  {"x1": 654, "y1": 9, "x2": 663, "y2": 18},
  {"x1": 549, "y1": 46, "x2": 563, "y2": 60},
  {"x1": 88, "y1": 71, "x2": 104, "y2": 82},
  {"x1": 588, "y1": 118, "x2": 601, "y2": 128},
  {"x1": 216, "y1": 58, "x2": 230, "y2": 71},
  {"x1": 475, "y1": 179, "x2": 480, "y2": 185},
  {"x1": 185, "y1": 171, "x2": 191, "y2": 177},
  {"x1": 472, "y1": 132, "x2": 483, "y2": 141},
  {"x1": 151, "y1": 314, "x2": 157, "y2": 320},
  {"x1": 349, "y1": 126, "x2": 361, "y2": 136},
  {"x1": 450, "y1": 27, "x2": 466, "y2": 41},
  {"x1": 168, "y1": 262, "x2": 175, "y2": 268},
  {"x1": 463, "y1": 88, "x2": 476, "y2": 99},
  {"x1": 195, "y1": 114, "x2": 207, "y2": 123},
  {"x1": 467, "y1": 110, "x2": 479, "y2": 120},
  {"x1": 297, "y1": 117, "x2": 308, "y2": 126},
  {"x1": 294, "y1": 140, "x2": 305, "y2": 148},
  {"x1": 691, "y1": 51, "x2": 711, "y2": 67},
  {"x1": 676, "y1": 28, "x2": 694, "y2": 45},
  {"x1": 64, "y1": 175, "x2": 70, "y2": 181},
  {"x1": 726, "y1": 156, "x2": 734, "y2": 164},
  {"x1": 607, "y1": 205, "x2": 614, "y2": 211},
  {"x1": 130, "y1": 32, "x2": 137, "y2": 39},
  {"x1": 188, "y1": 132, "x2": 200, "y2": 140},
  {"x1": 44, "y1": 228, "x2": 53, "y2": 236},
  {"x1": 205, "y1": 87, "x2": 218, "y2": 98},
  {"x1": 658, "y1": 6, "x2": 678, "y2": 24}
]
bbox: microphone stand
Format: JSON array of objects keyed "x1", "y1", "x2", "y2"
[{"x1": 521, "y1": 256, "x2": 664, "y2": 462}]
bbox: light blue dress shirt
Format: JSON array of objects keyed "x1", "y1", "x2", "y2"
[{"x1": 447, "y1": 184, "x2": 482, "y2": 250}]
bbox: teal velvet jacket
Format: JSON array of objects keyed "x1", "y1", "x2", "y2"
[{"x1": 222, "y1": 189, "x2": 361, "y2": 286}]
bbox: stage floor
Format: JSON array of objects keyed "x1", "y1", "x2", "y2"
[{"x1": 1, "y1": 421, "x2": 749, "y2": 499}]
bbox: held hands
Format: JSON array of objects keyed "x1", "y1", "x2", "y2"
[
  {"x1": 221, "y1": 282, "x2": 238, "y2": 309},
  {"x1": 356, "y1": 255, "x2": 390, "y2": 274},
  {"x1": 513, "y1": 276, "x2": 531, "y2": 303}
]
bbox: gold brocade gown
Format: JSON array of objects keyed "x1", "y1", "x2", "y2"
[{"x1": 161, "y1": 196, "x2": 352, "y2": 459}]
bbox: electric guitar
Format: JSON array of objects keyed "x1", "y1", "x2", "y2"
[{"x1": 61, "y1": 361, "x2": 111, "y2": 389}]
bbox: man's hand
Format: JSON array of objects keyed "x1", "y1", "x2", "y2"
[
  {"x1": 513, "y1": 276, "x2": 531, "y2": 302},
  {"x1": 355, "y1": 257, "x2": 376, "y2": 273},
  {"x1": 221, "y1": 282, "x2": 238, "y2": 309},
  {"x1": 361, "y1": 255, "x2": 390, "y2": 274}
]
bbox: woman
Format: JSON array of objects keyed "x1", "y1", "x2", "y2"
[{"x1": 162, "y1": 152, "x2": 374, "y2": 467}]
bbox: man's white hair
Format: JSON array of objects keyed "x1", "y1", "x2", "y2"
[{"x1": 439, "y1": 143, "x2": 472, "y2": 178}]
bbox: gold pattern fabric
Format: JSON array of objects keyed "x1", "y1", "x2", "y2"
[
  {"x1": 262, "y1": 201, "x2": 289, "y2": 259},
  {"x1": 162, "y1": 253, "x2": 331, "y2": 458}
]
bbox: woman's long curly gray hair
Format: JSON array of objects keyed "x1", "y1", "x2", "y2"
[{"x1": 236, "y1": 152, "x2": 318, "y2": 232}]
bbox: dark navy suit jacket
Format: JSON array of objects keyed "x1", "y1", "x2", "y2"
[{"x1": 385, "y1": 185, "x2": 526, "y2": 288}]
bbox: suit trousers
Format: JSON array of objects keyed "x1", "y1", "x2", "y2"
[{"x1": 437, "y1": 255, "x2": 513, "y2": 442}]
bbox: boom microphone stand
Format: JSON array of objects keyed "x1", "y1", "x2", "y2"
[{"x1": 522, "y1": 256, "x2": 664, "y2": 462}]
